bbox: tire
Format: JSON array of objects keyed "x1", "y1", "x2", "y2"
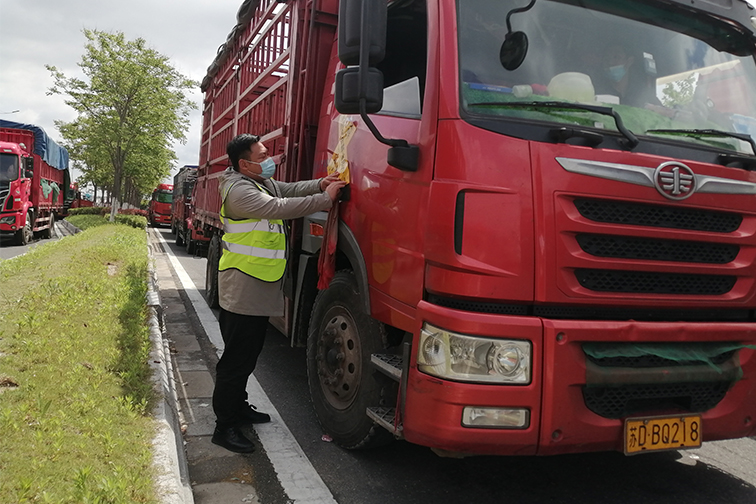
[
  {"x1": 43, "y1": 212, "x2": 55, "y2": 239},
  {"x1": 15, "y1": 212, "x2": 33, "y2": 246},
  {"x1": 205, "y1": 233, "x2": 221, "y2": 308},
  {"x1": 307, "y1": 270, "x2": 396, "y2": 449},
  {"x1": 175, "y1": 225, "x2": 185, "y2": 247}
]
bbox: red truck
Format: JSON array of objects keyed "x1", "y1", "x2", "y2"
[
  {"x1": 172, "y1": 165, "x2": 198, "y2": 253},
  {"x1": 66, "y1": 183, "x2": 94, "y2": 211},
  {"x1": 0, "y1": 120, "x2": 70, "y2": 245},
  {"x1": 148, "y1": 183, "x2": 173, "y2": 227},
  {"x1": 191, "y1": 0, "x2": 756, "y2": 456}
]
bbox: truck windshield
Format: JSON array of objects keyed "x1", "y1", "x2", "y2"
[
  {"x1": 0, "y1": 153, "x2": 19, "y2": 182},
  {"x1": 154, "y1": 190, "x2": 173, "y2": 204},
  {"x1": 457, "y1": 0, "x2": 756, "y2": 154}
]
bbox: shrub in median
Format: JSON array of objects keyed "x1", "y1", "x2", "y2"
[
  {"x1": 115, "y1": 214, "x2": 148, "y2": 230},
  {"x1": 66, "y1": 206, "x2": 106, "y2": 216},
  {"x1": 0, "y1": 225, "x2": 158, "y2": 503},
  {"x1": 66, "y1": 214, "x2": 147, "y2": 231},
  {"x1": 119, "y1": 208, "x2": 148, "y2": 218}
]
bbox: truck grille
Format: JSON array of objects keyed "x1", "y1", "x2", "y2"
[
  {"x1": 581, "y1": 343, "x2": 739, "y2": 418},
  {"x1": 576, "y1": 234, "x2": 739, "y2": 264},
  {"x1": 583, "y1": 382, "x2": 731, "y2": 419},
  {"x1": 585, "y1": 350, "x2": 736, "y2": 368},
  {"x1": 0, "y1": 183, "x2": 9, "y2": 210},
  {"x1": 575, "y1": 269, "x2": 736, "y2": 295},
  {"x1": 574, "y1": 198, "x2": 742, "y2": 233}
]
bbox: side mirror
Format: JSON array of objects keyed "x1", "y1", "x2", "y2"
[
  {"x1": 387, "y1": 145, "x2": 420, "y2": 172},
  {"x1": 338, "y1": 0, "x2": 386, "y2": 66},
  {"x1": 23, "y1": 156, "x2": 34, "y2": 178},
  {"x1": 335, "y1": 67, "x2": 384, "y2": 114}
]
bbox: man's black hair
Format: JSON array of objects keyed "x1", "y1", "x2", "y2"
[{"x1": 226, "y1": 134, "x2": 261, "y2": 171}]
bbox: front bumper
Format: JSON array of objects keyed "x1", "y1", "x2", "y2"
[
  {"x1": 402, "y1": 301, "x2": 756, "y2": 456},
  {"x1": 0, "y1": 211, "x2": 21, "y2": 235},
  {"x1": 152, "y1": 213, "x2": 171, "y2": 224}
]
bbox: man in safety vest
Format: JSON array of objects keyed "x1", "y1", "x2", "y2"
[{"x1": 211, "y1": 133, "x2": 346, "y2": 453}]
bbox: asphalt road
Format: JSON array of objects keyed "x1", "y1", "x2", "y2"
[
  {"x1": 155, "y1": 226, "x2": 756, "y2": 504},
  {"x1": 0, "y1": 228, "x2": 60, "y2": 258}
]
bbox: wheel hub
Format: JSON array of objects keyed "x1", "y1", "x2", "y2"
[{"x1": 316, "y1": 307, "x2": 362, "y2": 410}]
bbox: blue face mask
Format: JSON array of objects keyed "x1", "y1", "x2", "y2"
[
  {"x1": 253, "y1": 157, "x2": 276, "y2": 179},
  {"x1": 608, "y1": 64, "x2": 627, "y2": 82}
]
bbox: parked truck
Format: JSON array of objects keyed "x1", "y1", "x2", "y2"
[
  {"x1": 192, "y1": 0, "x2": 756, "y2": 456},
  {"x1": 148, "y1": 183, "x2": 173, "y2": 227},
  {"x1": 65, "y1": 183, "x2": 94, "y2": 212},
  {"x1": 172, "y1": 165, "x2": 198, "y2": 253},
  {"x1": 0, "y1": 119, "x2": 70, "y2": 245}
]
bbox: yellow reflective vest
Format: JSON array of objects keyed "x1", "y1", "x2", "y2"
[{"x1": 218, "y1": 179, "x2": 286, "y2": 282}]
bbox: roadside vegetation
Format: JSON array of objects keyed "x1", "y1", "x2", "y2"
[
  {"x1": 67, "y1": 207, "x2": 147, "y2": 231},
  {"x1": 0, "y1": 224, "x2": 157, "y2": 503}
]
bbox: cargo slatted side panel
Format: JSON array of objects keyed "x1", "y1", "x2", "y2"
[{"x1": 197, "y1": 0, "x2": 338, "y2": 216}]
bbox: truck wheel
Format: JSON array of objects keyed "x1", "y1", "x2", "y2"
[
  {"x1": 175, "y1": 226, "x2": 185, "y2": 247},
  {"x1": 307, "y1": 270, "x2": 395, "y2": 449},
  {"x1": 15, "y1": 212, "x2": 33, "y2": 246},
  {"x1": 44, "y1": 213, "x2": 55, "y2": 239},
  {"x1": 205, "y1": 233, "x2": 221, "y2": 308}
]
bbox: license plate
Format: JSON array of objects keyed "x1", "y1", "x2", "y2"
[{"x1": 624, "y1": 414, "x2": 702, "y2": 455}]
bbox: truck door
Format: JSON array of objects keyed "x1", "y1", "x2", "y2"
[{"x1": 324, "y1": 0, "x2": 436, "y2": 327}]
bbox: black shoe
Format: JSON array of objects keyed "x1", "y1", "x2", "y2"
[
  {"x1": 211, "y1": 426, "x2": 255, "y2": 453},
  {"x1": 239, "y1": 404, "x2": 271, "y2": 425}
]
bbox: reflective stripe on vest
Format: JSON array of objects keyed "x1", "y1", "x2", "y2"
[{"x1": 218, "y1": 179, "x2": 286, "y2": 282}]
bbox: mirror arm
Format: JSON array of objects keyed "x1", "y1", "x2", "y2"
[
  {"x1": 506, "y1": 0, "x2": 537, "y2": 32},
  {"x1": 359, "y1": 100, "x2": 409, "y2": 149}
]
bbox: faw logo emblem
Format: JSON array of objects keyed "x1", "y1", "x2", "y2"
[{"x1": 653, "y1": 161, "x2": 696, "y2": 200}]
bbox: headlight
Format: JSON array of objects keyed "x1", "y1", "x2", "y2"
[
  {"x1": 0, "y1": 216, "x2": 15, "y2": 225},
  {"x1": 417, "y1": 323, "x2": 531, "y2": 384}
]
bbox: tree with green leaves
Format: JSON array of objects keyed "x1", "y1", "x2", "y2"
[{"x1": 47, "y1": 29, "x2": 197, "y2": 221}]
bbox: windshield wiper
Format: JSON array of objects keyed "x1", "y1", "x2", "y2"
[
  {"x1": 646, "y1": 128, "x2": 756, "y2": 156},
  {"x1": 467, "y1": 100, "x2": 639, "y2": 149}
]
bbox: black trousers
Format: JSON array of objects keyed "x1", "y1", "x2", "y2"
[{"x1": 212, "y1": 308, "x2": 269, "y2": 429}]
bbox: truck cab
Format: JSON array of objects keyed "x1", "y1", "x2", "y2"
[
  {"x1": 148, "y1": 183, "x2": 174, "y2": 227},
  {"x1": 0, "y1": 142, "x2": 28, "y2": 239},
  {"x1": 311, "y1": 0, "x2": 756, "y2": 455}
]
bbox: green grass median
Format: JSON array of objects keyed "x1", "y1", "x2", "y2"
[{"x1": 0, "y1": 223, "x2": 158, "y2": 503}]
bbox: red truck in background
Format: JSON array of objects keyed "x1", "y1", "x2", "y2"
[
  {"x1": 0, "y1": 119, "x2": 70, "y2": 245},
  {"x1": 67, "y1": 183, "x2": 94, "y2": 210},
  {"x1": 171, "y1": 165, "x2": 198, "y2": 253},
  {"x1": 148, "y1": 183, "x2": 173, "y2": 227},
  {"x1": 191, "y1": 0, "x2": 756, "y2": 457}
]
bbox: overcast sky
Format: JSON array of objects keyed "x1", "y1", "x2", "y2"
[{"x1": 0, "y1": 0, "x2": 245, "y2": 183}]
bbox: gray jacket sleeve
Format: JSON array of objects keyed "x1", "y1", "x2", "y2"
[
  {"x1": 225, "y1": 179, "x2": 332, "y2": 221},
  {"x1": 275, "y1": 178, "x2": 323, "y2": 198}
]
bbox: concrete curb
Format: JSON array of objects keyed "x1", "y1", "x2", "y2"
[
  {"x1": 57, "y1": 218, "x2": 80, "y2": 236},
  {"x1": 147, "y1": 239, "x2": 195, "y2": 504}
]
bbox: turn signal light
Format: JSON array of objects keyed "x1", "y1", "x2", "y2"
[{"x1": 309, "y1": 222, "x2": 325, "y2": 237}]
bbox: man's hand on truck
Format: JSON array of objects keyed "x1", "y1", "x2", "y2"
[{"x1": 323, "y1": 176, "x2": 347, "y2": 201}]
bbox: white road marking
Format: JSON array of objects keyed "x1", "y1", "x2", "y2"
[{"x1": 153, "y1": 230, "x2": 337, "y2": 504}]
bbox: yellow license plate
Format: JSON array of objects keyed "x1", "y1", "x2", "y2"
[{"x1": 624, "y1": 414, "x2": 702, "y2": 455}]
